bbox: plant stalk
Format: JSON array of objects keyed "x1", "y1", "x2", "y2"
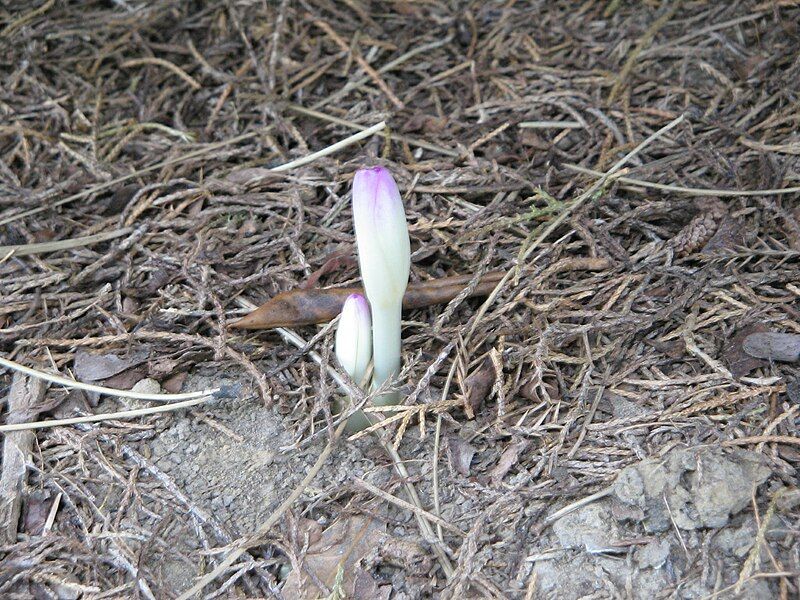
[{"x1": 371, "y1": 302, "x2": 402, "y2": 406}]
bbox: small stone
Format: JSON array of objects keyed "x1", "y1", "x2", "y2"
[
  {"x1": 131, "y1": 378, "x2": 162, "y2": 395},
  {"x1": 612, "y1": 447, "x2": 772, "y2": 533},
  {"x1": 713, "y1": 519, "x2": 757, "y2": 557},
  {"x1": 552, "y1": 504, "x2": 620, "y2": 552},
  {"x1": 635, "y1": 539, "x2": 670, "y2": 569},
  {"x1": 53, "y1": 582, "x2": 81, "y2": 600},
  {"x1": 611, "y1": 499, "x2": 645, "y2": 523}
]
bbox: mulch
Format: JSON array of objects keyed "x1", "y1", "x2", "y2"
[{"x1": 1, "y1": 1, "x2": 799, "y2": 598}]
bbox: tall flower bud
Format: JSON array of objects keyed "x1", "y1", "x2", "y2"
[{"x1": 352, "y1": 166, "x2": 410, "y2": 405}]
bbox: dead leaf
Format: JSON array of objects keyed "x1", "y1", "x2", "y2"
[
  {"x1": 231, "y1": 272, "x2": 504, "y2": 330},
  {"x1": 290, "y1": 517, "x2": 324, "y2": 549},
  {"x1": 352, "y1": 569, "x2": 391, "y2": 600},
  {"x1": 490, "y1": 439, "x2": 529, "y2": 486},
  {"x1": 162, "y1": 371, "x2": 188, "y2": 394},
  {"x1": 743, "y1": 332, "x2": 800, "y2": 363},
  {"x1": 725, "y1": 325, "x2": 769, "y2": 377},
  {"x1": 402, "y1": 113, "x2": 447, "y2": 134},
  {"x1": 282, "y1": 515, "x2": 385, "y2": 600},
  {"x1": 646, "y1": 338, "x2": 686, "y2": 360},
  {"x1": 301, "y1": 251, "x2": 357, "y2": 290},
  {"x1": 462, "y1": 357, "x2": 495, "y2": 418},
  {"x1": 446, "y1": 436, "x2": 476, "y2": 476},
  {"x1": 51, "y1": 388, "x2": 95, "y2": 414},
  {"x1": 22, "y1": 490, "x2": 52, "y2": 536},
  {"x1": 519, "y1": 379, "x2": 559, "y2": 403},
  {"x1": 147, "y1": 358, "x2": 180, "y2": 380},
  {"x1": 100, "y1": 367, "x2": 148, "y2": 391},
  {"x1": 74, "y1": 349, "x2": 148, "y2": 382}
]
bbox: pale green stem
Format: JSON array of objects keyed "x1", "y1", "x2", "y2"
[{"x1": 371, "y1": 301, "x2": 402, "y2": 406}]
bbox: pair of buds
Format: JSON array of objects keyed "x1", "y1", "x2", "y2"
[{"x1": 335, "y1": 167, "x2": 410, "y2": 410}]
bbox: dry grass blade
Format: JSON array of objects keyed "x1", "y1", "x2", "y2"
[
  {"x1": 0, "y1": 356, "x2": 219, "y2": 401},
  {"x1": 354, "y1": 477, "x2": 465, "y2": 536},
  {"x1": 0, "y1": 395, "x2": 217, "y2": 433},
  {"x1": 0, "y1": 228, "x2": 132, "y2": 257},
  {"x1": 564, "y1": 163, "x2": 800, "y2": 196},
  {"x1": 268, "y1": 121, "x2": 386, "y2": 172}
]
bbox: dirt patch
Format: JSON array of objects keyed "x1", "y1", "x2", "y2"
[{"x1": 146, "y1": 372, "x2": 392, "y2": 535}]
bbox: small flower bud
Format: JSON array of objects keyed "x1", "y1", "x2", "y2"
[{"x1": 335, "y1": 293, "x2": 372, "y2": 385}]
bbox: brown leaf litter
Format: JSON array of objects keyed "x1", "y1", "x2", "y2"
[{"x1": 1, "y1": 1, "x2": 799, "y2": 599}]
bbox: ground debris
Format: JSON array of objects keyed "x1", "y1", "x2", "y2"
[
  {"x1": 281, "y1": 515, "x2": 387, "y2": 600},
  {"x1": 1, "y1": 1, "x2": 799, "y2": 598},
  {"x1": 0, "y1": 374, "x2": 46, "y2": 544},
  {"x1": 669, "y1": 198, "x2": 727, "y2": 256}
]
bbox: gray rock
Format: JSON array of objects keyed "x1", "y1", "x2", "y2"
[
  {"x1": 552, "y1": 504, "x2": 620, "y2": 552},
  {"x1": 635, "y1": 538, "x2": 670, "y2": 569},
  {"x1": 131, "y1": 377, "x2": 162, "y2": 395},
  {"x1": 712, "y1": 519, "x2": 757, "y2": 558},
  {"x1": 612, "y1": 447, "x2": 771, "y2": 532}
]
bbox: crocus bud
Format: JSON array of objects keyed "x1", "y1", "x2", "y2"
[
  {"x1": 352, "y1": 167, "x2": 411, "y2": 308},
  {"x1": 352, "y1": 166, "x2": 410, "y2": 405},
  {"x1": 335, "y1": 294, "x2": 372, "y2": 385}
]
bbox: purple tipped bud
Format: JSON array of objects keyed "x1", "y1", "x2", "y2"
[
  {"x1": 351, "y1": 167, "x2": 410, "y2": 405},
  {"x1": 352, "y1": 166, "x2": 411, "y2": 307}
]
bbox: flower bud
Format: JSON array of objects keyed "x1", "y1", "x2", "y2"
[
  {"x1": 352, "y1": 166, "x2": 411, "y2": 309},
  {"x1": 335, "y1": 293, "x2": 372, "y2": 385},
  {"x1": 352, "y1": 166, "x2": 410, "y2": 405}
]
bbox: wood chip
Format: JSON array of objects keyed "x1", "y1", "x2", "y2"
[{"x1": 0, "y1": 374, "x2": 46, "y2": 544}]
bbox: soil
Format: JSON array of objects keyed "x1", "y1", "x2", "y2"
[{"x1": 1, "y1": 1, "x2": 799, "y2": 599}]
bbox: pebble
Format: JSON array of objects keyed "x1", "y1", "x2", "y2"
[{"x1": 131, "y1": 378, "x2": 162, "y2": 395}]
